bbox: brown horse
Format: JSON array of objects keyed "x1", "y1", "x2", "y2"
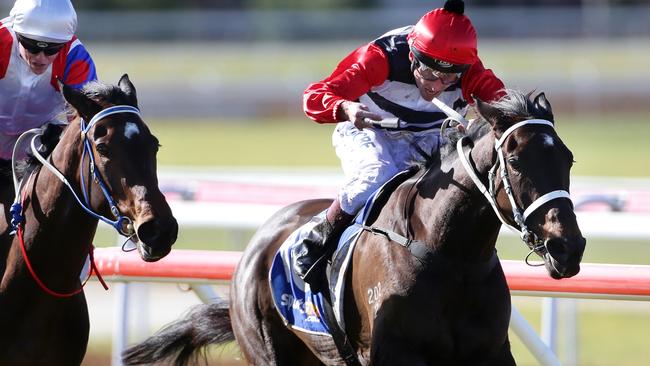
[
  {"x1": 123, "y1": 90, "x2": 585, "y2": 365},
  {"x1": 0, "y1": 75, "x2": 178, "y2": 366}
]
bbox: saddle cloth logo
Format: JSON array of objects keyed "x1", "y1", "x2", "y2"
[{"x1": 269, "y1": 212, "x2": 364, "y2": 336}]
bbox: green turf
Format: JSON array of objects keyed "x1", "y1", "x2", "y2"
[
  {"x1": 556, "y1": 114, "x2": 650, "y2": 177},
  {"x1": 152, "y1": 119, "x2": 338, "y2": 167},
  {"x1": 92, "y1": 40, "x2": 650, "y2": 83},
  {"x1": 147, "y1": 113, "x2": 650, "y2": 177},
  {"x1": 509, "y1": 300, "x2": 650, "y2": 366}
]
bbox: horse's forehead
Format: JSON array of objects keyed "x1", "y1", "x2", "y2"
[
  {"x1": 512, "y1": 128, "x2": 559, "y2": 150},
  {"x1": 101, "y1": 115, "x2": 150, "y2": 139},
  {"x1": 540, "y1": 133, "x2": 555, "y2": 148},
  {"x1": 124, "y1": 121, "x2": 141, "y2": 139}
]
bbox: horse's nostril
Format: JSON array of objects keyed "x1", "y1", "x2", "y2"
[
  {"x1": 545, "y1": 238, "x2": 569, "y2": 262},
  {"x1": 137, "y1": 220, "x2": 162, "y2": 245},
  {"x1": 545, "y1": 236, "x2": 586, "y2": 265},
  {"x1": 546, "y1": 238, "x2": 563, "y2": 252},
  {"x1": 137, "y1": 218, "x2": 178, "y2": 247}
]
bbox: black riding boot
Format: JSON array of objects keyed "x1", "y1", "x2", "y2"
[{"x1": 291, "y1": 200, "x2": 353, "y2": 284}]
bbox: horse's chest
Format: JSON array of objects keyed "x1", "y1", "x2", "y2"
[
  {"x1": 0, "y1": 296, "x2": 89, "y2": 365},
  {"x1": 364, "y1": 274, "x2": 511, "y2": 358}
]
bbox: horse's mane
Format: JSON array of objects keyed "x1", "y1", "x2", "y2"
[
  {"x1": 0, "y1": 81, "x2": 133, "y2": 185},
  {"x1": 440, "y1": 89, "x2": 546, "y2": 161},
  {"x1": 81, "y1": 81, "x2": 134, "y2": 107}
]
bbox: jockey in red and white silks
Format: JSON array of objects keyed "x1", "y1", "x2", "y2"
[
  {"x1": 0, "y1": 0, "x2": 97, "y2": 160},
  {"x1": 293, "y1": 0, "x2": 507, "y2": 283}
]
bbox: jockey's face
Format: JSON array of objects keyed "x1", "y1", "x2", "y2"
[
  {"x1": 18, "y1": 42, "x2": 60, "y2": 75},
  {"x1": 413, "y1": 63, "x2": 460, "y2": 101}
]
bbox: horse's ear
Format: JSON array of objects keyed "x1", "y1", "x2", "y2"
[
  {"x1": 118, "y1": 73, "x2": 138, "y2": 108},
  {"x1": 61, "y1": 81, "x2": 102, "y2": 122},
  {"x1": 533, "y1": 92, "x2": 554, "y2": 122},
  {"x1": 474, "y1": 95, "x2": 507, "y2": 132}
]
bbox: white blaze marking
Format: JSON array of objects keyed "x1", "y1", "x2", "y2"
[
  {"x1": 124, "y1": 122, "x2": 140, "y2": 139},
  {"x1": 542, "y1": 134, "x2": 554, "y2": 147}
]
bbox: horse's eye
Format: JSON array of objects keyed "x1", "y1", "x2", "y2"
[
  {"x1": 507, "y1": 156, "x2": 521, "y2": 170},
  {"x1": 95, "y1": 143, "x2": 109, "y2": 156}
]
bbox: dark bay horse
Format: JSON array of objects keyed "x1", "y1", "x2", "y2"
[
  {"x1": 0, "y1": 75, "x2": 178, "y2": 366},
  {"x1": 124, "y1": 90, "x2": 585, "y2": 365}
]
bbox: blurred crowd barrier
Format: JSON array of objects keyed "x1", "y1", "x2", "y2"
[
  {"x1": 3, "y1": 6, "x2": 648, "y2": 118},
  {"x1": 74, "y1": 7, "x2": 650, "y2": 41},
  {"x1": 77, "y1": 7, "x2": 649, "y2": 118},
  {"x1": 88, "y1": 39, "x2": 650, "y2": 119}
]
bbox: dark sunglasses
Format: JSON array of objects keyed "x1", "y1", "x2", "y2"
[{"x1": 17, "y1": 34, "x2": 65, "y2": 56}]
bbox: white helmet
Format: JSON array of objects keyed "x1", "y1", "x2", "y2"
[{"x1": 10, "y1": 0, "x2": 77, "y2": 43}]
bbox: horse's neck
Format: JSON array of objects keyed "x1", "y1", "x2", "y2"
[
  {"x1": 31, "y1": 122, "x2": 87, "y2": 218},
  {"x1": 40, "y1": 118, "x2": 99, "y2": 226},
  {"x1": 50, "y1": 120, "x2": 85, "y2": 179},
  {"x1": 407, "y1": 134, "x2": 501, "y2": 261},
  {"x1": 16, "y1": 121, "x2": 98, "y2": 282}
]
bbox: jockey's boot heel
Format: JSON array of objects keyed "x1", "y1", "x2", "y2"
[
  {"x1": 291, "y1": 200, "x2": 353, "y2": 285},
  {"x1": 291, "y1": 216, "x2": 334, "y2": 281}
]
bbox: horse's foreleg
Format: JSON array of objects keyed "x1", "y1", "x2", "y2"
[
  {"x1": 369, "y1": 338, "x2": 429, "y2": 366},
  {"x1": 367, "y1": 302, "x2": 449, "y2": 366}
]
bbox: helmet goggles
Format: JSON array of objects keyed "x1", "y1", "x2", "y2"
[
  {"x1": 414, "y1": 60, "x2": 461, "y2": 86},
  {"x1": 410, "y1": 46, "x2": 470, "y2": 75}
]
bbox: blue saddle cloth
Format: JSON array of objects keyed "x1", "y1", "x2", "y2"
[
  {"x1": 269, "y1": 214, "x2": 364, "y2": 335},
  {"x1": 269, "y1": 168, "x2": 418, "y2": 335}
]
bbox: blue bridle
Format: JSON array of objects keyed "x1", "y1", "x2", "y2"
[{"x1": 11, "y1": 105, "x2": 142, "y2": 237}]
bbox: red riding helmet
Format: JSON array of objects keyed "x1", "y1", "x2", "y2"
[{"x1": 408, "y1": 0, "x2": 477, "y2": 74}]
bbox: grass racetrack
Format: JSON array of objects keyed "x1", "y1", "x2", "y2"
[{"x1": 150, "y1": 113, "x2": 650, "y2": 176}]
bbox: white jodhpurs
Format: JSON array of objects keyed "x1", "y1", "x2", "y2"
[{"x1": 332, "y1": 122, "x2": 441, "y2": 215}]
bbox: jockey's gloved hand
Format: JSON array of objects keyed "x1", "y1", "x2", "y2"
[
  {"x1": 38, "y1": 123, "x2": 64, "y2": 156},
  {"x1": 339, "y1": 101, "x2": 382, "y2": 130}
]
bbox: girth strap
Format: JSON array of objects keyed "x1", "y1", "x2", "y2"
[
  {"x1": 361, "y1": 225, "x2": 499, "y2": 281},
  {"x1": 319, "y1": 293, "x2": 362, "y2": 366},
  {"x1": 361, "y1": 225, "x2": 432, "y2": 263}
]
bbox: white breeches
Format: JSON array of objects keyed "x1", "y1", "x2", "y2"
[{"x1": 332, "y1": 122, "x2": 440, "y2": 215}]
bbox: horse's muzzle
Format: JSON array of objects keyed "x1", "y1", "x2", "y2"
[
  {"x1": 136, "y1": 217, "x2": 178, "y2": 262},
  {"x1": 544, "y1": 236, "x2": 586, "y2": 279}
]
